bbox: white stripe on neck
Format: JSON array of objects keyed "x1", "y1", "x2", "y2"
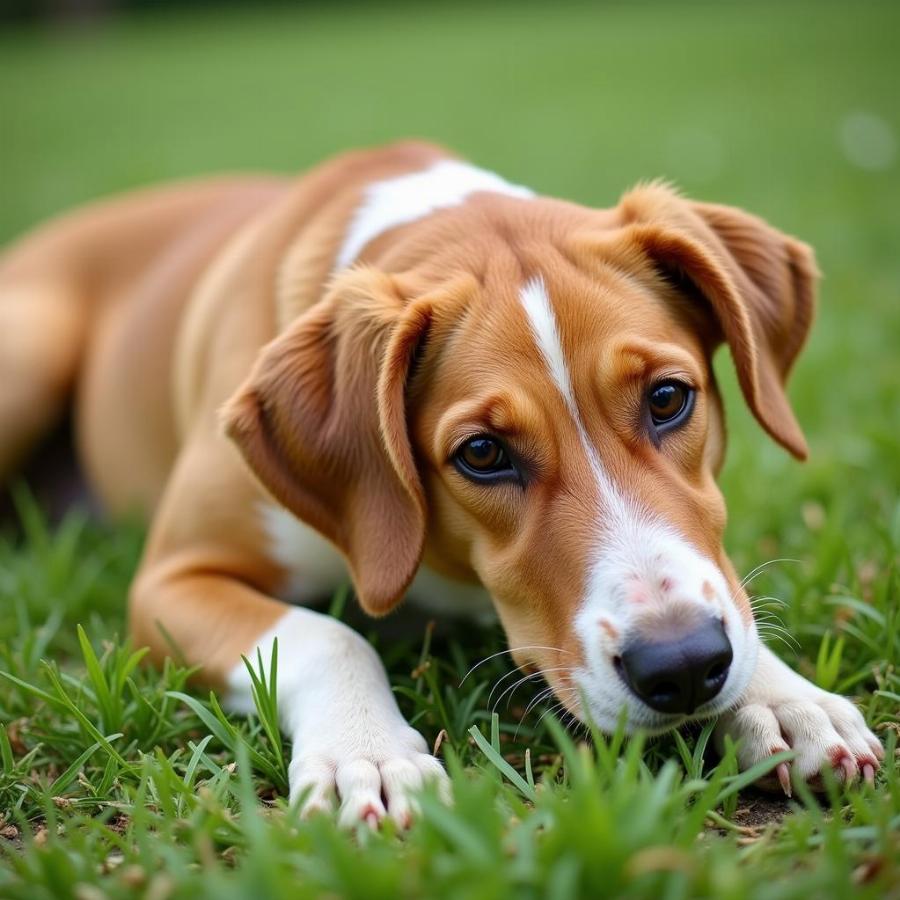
[{"x1": 336, "y1": 159, "x2": 534, "y2": 269}]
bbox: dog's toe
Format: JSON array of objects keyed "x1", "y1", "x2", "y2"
[
  {"x1": 290, "y1": 754, "x2": 337, "y2": 816},
  {"x1": 380, "y1": 753, "x2": 447, "y2": 828},
  {"x1": 289, "y1": 748, "x2": 448, "y2": 828},
  {"x1": 335, "y1": 758, "x2": 388, "y2": 828},
  {"x1": 816, "y1": 692, "x2": 884, "y2": 762},
  {"x1": 718, "y1": 703, "x2": 792, "y2": 793}
]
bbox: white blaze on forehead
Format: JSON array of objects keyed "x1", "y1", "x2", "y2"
[
  {"x1": 517, "y1": 276, "x2": 624, "y2": 509},
  {"x1": 518, "y1": 277, "x2": 580, "y2": 419},
  {"x1": 336, "y1": 159, "x2": 534, "y2": 269}
]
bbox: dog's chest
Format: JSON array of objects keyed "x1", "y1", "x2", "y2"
[
  {"x1": 259, "y1": 503, "x2": 348, "y2": 603},
  {"x1": 259, "y1": 502, "x2": 494, "y2": 620}
]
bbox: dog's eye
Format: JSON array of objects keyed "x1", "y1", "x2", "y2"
[
  {"x1": 454, "y1": 436, "x2": 518, "y2": 483},
  {"x1": 647, "y1": 381, "x2": 694, "y2": 431},
  {"x1": 459, "y1": 437, "x2": 505, "y2": 471}
]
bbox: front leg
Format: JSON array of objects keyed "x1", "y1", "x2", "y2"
[
  {"x1": 132, "y1": 565, "x2": 446, "y2": 827},
  {"x1": 226, "y1": 605, "x2": 447, "y2": 827},
  {"x1": 715, "y1": 645, "x2": 883, "y2": 794}
]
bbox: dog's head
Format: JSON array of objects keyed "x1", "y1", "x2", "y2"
[{"x1": 224, "y1": 182, "x2": 817, "y2": 733}]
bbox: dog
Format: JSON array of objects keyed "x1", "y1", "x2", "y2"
[{"x1": 0, "y1": 141, "x2": 883, "y2": 827}]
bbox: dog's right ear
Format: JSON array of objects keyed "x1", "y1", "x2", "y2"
[{"x1": 221, "y1": 268, "x2": 430, "y2": 616}]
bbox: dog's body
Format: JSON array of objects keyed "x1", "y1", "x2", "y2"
[{"x1": 0, "y1": 142, "x2": 882, "y2": 825}]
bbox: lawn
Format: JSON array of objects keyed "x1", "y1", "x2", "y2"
[{"x1": 1, "y1": 1, "x2": 899, "y2": 897}]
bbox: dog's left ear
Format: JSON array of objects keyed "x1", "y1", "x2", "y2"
[
  {"x1": 615, "y1": 186, "x2": 818, "y2": 459},
  {"x1": 221, "y1": 268, "x2": 431, "y2": 616}
]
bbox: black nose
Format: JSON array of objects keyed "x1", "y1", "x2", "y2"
[{"x1": 617, "y1": 618, "x2": 733, "y2": 715}]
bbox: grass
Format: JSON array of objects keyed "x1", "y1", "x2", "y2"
[{"x1": 1, "y1": 0, "x2": 899, "y2": 896}]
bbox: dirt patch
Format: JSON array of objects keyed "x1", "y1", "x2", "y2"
[{"x1": 729, "y1": 788, "x2": 792, "y2": 830}]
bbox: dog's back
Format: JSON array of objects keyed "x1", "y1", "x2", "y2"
[{"x1": 0, "y1": 176, "x2": 287, "y2": 509}]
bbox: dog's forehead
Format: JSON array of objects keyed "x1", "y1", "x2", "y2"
[{"x1": 436, "y1": 256, "x2": 704, "y2": 402}]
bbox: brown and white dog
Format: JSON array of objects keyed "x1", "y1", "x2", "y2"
[{"x1": 0, "y1": 141, "x2": 882, "y2": 826}]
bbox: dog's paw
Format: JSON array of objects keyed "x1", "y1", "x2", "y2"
[
  {"x1": 716, "y1": 689, "x2": 883, "y2": 795},
  {"x1": 289, "y1": 723, "x2": 449, "y2": 828}
]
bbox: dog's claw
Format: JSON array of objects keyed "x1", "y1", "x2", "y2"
[
  {"x1": 839, "y1": 755, "x2": 857, "y2": 785},
  {"x1": 776, "y1": 762, "x2": 792, "y2": 797},
  {"x1": 862, "y1": 763, "x2": 876, "y2": 786}
]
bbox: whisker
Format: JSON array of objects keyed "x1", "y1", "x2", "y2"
[
  {"x1": 739, "y1": 558, "x2": 802, "y2": 592},
  {"x1": 756, "y1": 622, "x2": 797, "y2": 640},
  {"x1": 753, "y1": 612, "x2": 789, "y2": 626},
  {"x1": 748, "y1": 597, "x2": 792, "y2": 634},
  {"x1": 490, "y1": 666, "x2": 571, "y2": 712},
  {"x1": 485, "y1": 666, "x2": 533, "y2": 705},
  {"x1": 514, "y1": 689, "x2": 577, "y2": 740},
  {"x1": 756, "y1": 626, "x2": 799, "y2": 649},
  {"x1": 459, "y1": 645, "x2": 572, "y2": 687},
  {"x1": 519, "y1": 685, "x2": 557, "y2": 721},
  {"x1": 743, "y1": 588, "x2": 800, "y2": 652},
  {"x1": 748, "y1": 595, "x2": 787, "y2": 610},
  {"x1": 751, "y1": 609, "x2": 790, "y2": 629},
  {"x1": 534, "y1": 700, "x2": 571, "y2": 732},
  {"x1": 758, "y1": 632, "x2": 800, "y2": 653},
  {"x1": 756, "y1": 624, "x2": 801, "y2": 652},
  {"x1": 520, "y1": 679, "x2": 569, "y2": 720},
  {"x1": 753, "y1": 615, "x2": 792, "y2": 632},
  {"x1": 530, "y1": 702, "x2": 568, "y2": 735},
  {"x1": 489, "y1": 671, "x2": 546, "y2": 711},
  {"x1": 513, "y1": 694, "x2": 562, "y2": 741},
  {"x1": 751, "y1": 595, "x2": 790, "y2": 609}
]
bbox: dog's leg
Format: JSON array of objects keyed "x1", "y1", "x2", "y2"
[
  {"x1": 132, "y1": 568, "x2": 445, "y2": 826},
  {"x1": 715, "y1": 645, "x2": 883, "y2": 792},
  {"x1": 131, "y1": 439, "x2": 447, "y2": 826},
  {"x1": 226, "y1": 603, "x2": 448, "y2": 826}
]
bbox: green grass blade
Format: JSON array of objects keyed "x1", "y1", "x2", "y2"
[{"x1": 468, "y1": 724, "x2": 536, "y2": 802}]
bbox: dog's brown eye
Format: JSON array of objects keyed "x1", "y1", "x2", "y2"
[
  {"x1": 460, "y1": 437, "x2": 504, "y2": 471},
  {"x1": 648, "y1": 381, "x2": 693, "y2": 427},
  {"x1": 454, "y1": 435, "x2": 519, "y2": 484}
]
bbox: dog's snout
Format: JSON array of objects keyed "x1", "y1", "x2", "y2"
[{"x1": 618, "y1": 618, "x2": 732, "y2": 715}]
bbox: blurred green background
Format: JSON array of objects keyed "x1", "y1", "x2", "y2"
[{"x1": 1, "y1": 0, "x2": 898, "y2": 566}]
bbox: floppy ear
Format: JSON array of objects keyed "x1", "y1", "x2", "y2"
[
  {"x1": 617, "y1": 185, "x2": 818, "y2": 459},
  {"x1": 221, "y1": 267, "x2": 431, "y2": 615}
]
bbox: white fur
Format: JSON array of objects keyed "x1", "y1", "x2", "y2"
[
  {"x1": 517, "y1": 276, "x2": 758, "y2": 731},
  {"x1": 518, "y1": 277, "x2": 579, "y2": 419},
  {"x1": 259, "y1": 502, "x2": 346, "y2": 603},
  {"x1": 336, "y1": 159, "x2": 534, "y2": 269},
  {"x1": 225, "y1": 606, "x2": 447, "y2": 825},
  {"x1": 714, "y1": 645, "x2": 883, "y2": 785}
]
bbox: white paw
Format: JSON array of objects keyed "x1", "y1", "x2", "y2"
[
  {"x1": 716, "y1": 689, "x2": 883, "y2": 794},
  {"x1": 289, "y1": 724, "x2": 449, "y2": 828}
]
